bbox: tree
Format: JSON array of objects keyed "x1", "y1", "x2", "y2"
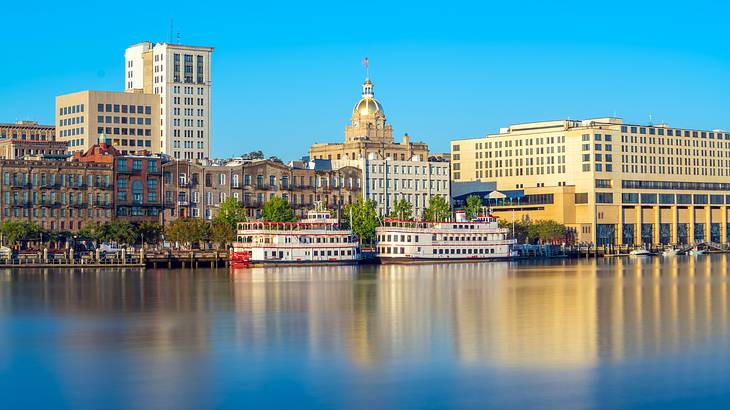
[
  {"x1": 243, "y1": 150, "x2": 264, "y2": 160},
  {"x1": 424, "y1": 195, "x2": 450, "y2": 222},
  {"x1": 136, "y1": 221, "x2": 162, "y2": 244},
  {"x1": 389, "y1": 199, "x2": 413, "y2": 220},
  {"x1": 165, "y1": 218, "x2": 210, "y2": 248},
  {"x1": 211, "y1": 219, "x2": 236, "y2": 248},
  {"x1": 0, "y1": 221, "x2": 41, "y2": 247},
  {"x1": 268, "y1": 156, "x2": 284, "y2": 164},
  {"x1": 342, "y1": 198, "x2": 379, "y2": 244},
  {"x1": 533, "y1": 220, "x2": 567, "y2": 243},
  {"x1": 109, "y1": 220, "x2": 138, "y2": 245},
  {"x1": 464, "y1": 195, "x2": 482, "y2": 221},
  {"x1": 261, "y1": 196, "x2": 296, "y2": 222},
  {"x1": 216, "y1": 197, "x2": 247, "y2": 228},
  {"x1": 210, "y1": 197, "x2": 247, "y2": 247}
]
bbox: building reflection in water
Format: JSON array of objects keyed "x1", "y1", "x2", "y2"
[{"x1": 1, "y1": 256, "x2": 730, "y2": 390}]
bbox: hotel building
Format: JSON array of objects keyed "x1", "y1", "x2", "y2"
[
  {"x1": 55, "y1": 90, "x2": 160, "y2": 155},
  {"x1": 125, "y1": 42, "x2": 213, "y2": 160},
  {"x1": 451, "y1": 117, "x2": 730, "y2": 246}
]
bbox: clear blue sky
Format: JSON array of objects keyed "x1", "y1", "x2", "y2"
[{"x1": 2, "y1": 1, "x2": 729, "y2": 160}]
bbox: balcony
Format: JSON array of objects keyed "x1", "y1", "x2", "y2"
[
  {"x1": 177, "y1": 200, "x2": 189, "y2": 206},
  {"x1": 70, "y1": 184, "x2": 88, "y2": 190},
  {"x1": 147, "y1": 168, "x2": 162, "y2": 175},
  {"x1": 93, "y1": 183, "x2": 114, "y2": 190},
  {"x1": 38, "y1": 183, "x2": 62, "y2": 189},
  {"x1": 117, "y1": 168, "x2": 141, "y2": 175},
  {"x1": 11, "y1": 182, "x2": 31, "y2": 189}
]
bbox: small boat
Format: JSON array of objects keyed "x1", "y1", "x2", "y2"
[
  {"x1": 689, "y1": 249, "x2": 706, "y2": 256},
  {"x1": 629, "y1": 249, "x2": 653, "y2": 256},
  {"x1": 662, "y1": 248, "x2": 679, "y2": 257}
]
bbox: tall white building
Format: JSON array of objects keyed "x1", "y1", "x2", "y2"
[{"x1": 124, "y1": 42, "x2": 213, "y2": 161}]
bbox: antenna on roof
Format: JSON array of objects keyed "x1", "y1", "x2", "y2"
[
  {"x1": 176, "y1": 32, "x2": 181, "y2": 43},
  {"x1": 169, "y1": 19, "x2": 173, "y2": 43}
]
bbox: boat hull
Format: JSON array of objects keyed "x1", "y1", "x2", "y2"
[{"x1": 377, "y1": 256, "x2": 513, "y2": 264}]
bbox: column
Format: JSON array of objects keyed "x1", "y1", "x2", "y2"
[
  {"x1": 653, "y1": 205, "x2": 660, "y2": 245},
  {"x1": 618, "y1": 206, "x2": 625, "y2": 246},
  {"x1": 688, "y1": 207, "x2": 695, "y2": 244},
  {"x1": 722, "y1": 206, "x2": 728, "y2": 245},
  {"x1": 671, "y1": 205, "x2": 678, "y2": 244},
  {"x1": 633, "y1": 204, "x2": 644, "y2": 245}
]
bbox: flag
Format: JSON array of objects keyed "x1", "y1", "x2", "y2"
[{"x1": 362, "y1": 57, "x2": 368, "y2": 69}]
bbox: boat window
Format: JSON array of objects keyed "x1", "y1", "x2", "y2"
[
  {"x1": 400, "y1": 235, "x2": 405, "y2": 242},
  {"x1": 400, "y1": 247, "x2": 404, "y2": 254},
  {"x1": 407, "y1": 235, "x2": 411, "y2": 242},
  {"x1": 415, "y1": 236, "x2": 419, "y2": 243},
  {"x1": 432, "y1": 234, "x2": 437, "y2": 241}
]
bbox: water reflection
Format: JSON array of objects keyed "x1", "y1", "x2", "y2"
[{"x1": 2, "y1": 256, "x2": 730, "y2": 407}]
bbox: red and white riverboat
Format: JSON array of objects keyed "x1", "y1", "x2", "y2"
[
  {"x1": 230, "y1": 209, "x2": 361, "y2": 267},
  {"x1": 375, "y1": 211, "x2": 516, "y2": 263}
]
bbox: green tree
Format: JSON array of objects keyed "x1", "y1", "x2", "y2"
[
  {"x1": 110, "y1": 220, "x2": 138, "y2": 245},
  {"x1": 534, "y1": 220, "x2": 567, "y2": 243},
  {"x1": 389, "y1": 199, "x2": 413, "y2": 221},
  {"x1": 216, "y1": 197, "x2": 247, "y2": 229},
  {"x1": 424, "y1": 195, "x2": 451, "y2": 222},
  {"x1": 342, "y1": 198, "x2": 379, "y2": 244},
  {"x1": 165, "y1": 218, "x2": 210, "y2": 248},
  {"x1": 210, "y1": 219, "x2": 236, "y2": 248},
  {"x1": 210, "y1": 197, "x2": 247, "y2": 247},
  {"x1": 261, "y1": 196, "x2": 296, "y2": 222},
  {"x1": 0, "y1": 221, "x2": 41, "y2": 246},
  {"x1": 136, "y1": 221, "x2": 162, "y2": 244},
  {"x1": 464, "y1": 195, "x2": 483, "y2": 220}
]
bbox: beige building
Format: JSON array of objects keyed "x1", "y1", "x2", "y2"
[
  {"x1": 451, "y1": 117, "x2": 730, "y2": 246},
  {"x1": 0, "y1": 121, "x2": 67, "y2": 159},
  {"x1": 55, "y1": 90, "x2": 160, "y2": 156},
  {"x1": 125, "y1": 42, "x2": 213, "y2": 160},
  {"x1": 309, "y1": 78, "x2": 428, "y2": 162}
]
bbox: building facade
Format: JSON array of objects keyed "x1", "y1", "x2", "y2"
[
  {"x1": 55, "y1": 90, "x2": 160, "y2": 155},
  {"x1": 161, "y1": 159, "x2": 361, "y2": 224},
  {"x1": 0, "y1": 158, "x2": 114, "y2": 231},
  {"x1": 336, "y1": 156, "x2": 450, "y2": 217},
  {"x1": 114, "y1": 155, "x2": 163, "y2": 222},
  {"x1": 450, "y1": 117, "x2": 730, "y2": 245},
  {"x1": 125, "y1": 42, "x2": 213, "y2": 160},
  {"x1": 0, "y1": 121, "x2": 55, "y2": 141},
  {"x1": 309, "y1": 78, "x2": 429, "y2": 162}
]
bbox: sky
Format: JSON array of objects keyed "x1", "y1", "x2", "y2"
[{"x1": 2, "y1": 1, "x2": 729, "y2": 161}]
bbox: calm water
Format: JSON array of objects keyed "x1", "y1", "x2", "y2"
[{"x1": 2, "y1": 256, "x2": 730, "y2": 409}]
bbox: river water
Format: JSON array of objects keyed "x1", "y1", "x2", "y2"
[{"x1": 2, "y1": 256, "x2": 730, "y2": 409}]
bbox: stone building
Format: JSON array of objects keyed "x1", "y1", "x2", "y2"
[
  {"x1": 0, "y1": 121, "x2": 68, "y2": 160},
  {"x1": 309, "y1": 78, "x2": 429, "y2": 162},
  {"x1": 161, "y1": 159, "x2": 362, "y2": 224},
  {"x1": 0, "y1": 158, "x2": 114, "y2": 232}
]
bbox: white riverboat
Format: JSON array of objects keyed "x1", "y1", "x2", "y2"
[
  {"x1": 375, "y1": 211, "x2": 516, "y2": 263},
  {"x1": 230, "y1": 208, "x2": 361, "y2": 267}
]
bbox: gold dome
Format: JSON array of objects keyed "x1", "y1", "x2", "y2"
[{"x1": 354, "y1": 98, "x2": 382, "y2": 116}]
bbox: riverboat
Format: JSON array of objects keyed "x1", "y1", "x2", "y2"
[
  {"x1": 375, "y1": 211, "x2": 516, "y2": 263},
  {"x1": 230, "y1": 208, "x2": 361, "y2": 267}
]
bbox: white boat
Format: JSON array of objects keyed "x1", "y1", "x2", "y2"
[
  {"x1": 689, "y1": 249, "x2": 706, "y2": 256},
  {"x1": 230, "y1": 207, "x2": 360, "y2": 267},
  {"x1": 629, "y1": 249, "x2": 653, "y2": 256},
  {"x1": 375, "y1": 210, "x2": 516, "y2": 263},
  {"x1": 662, "y1": 248, "x2": 679, "y2": 256}
]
